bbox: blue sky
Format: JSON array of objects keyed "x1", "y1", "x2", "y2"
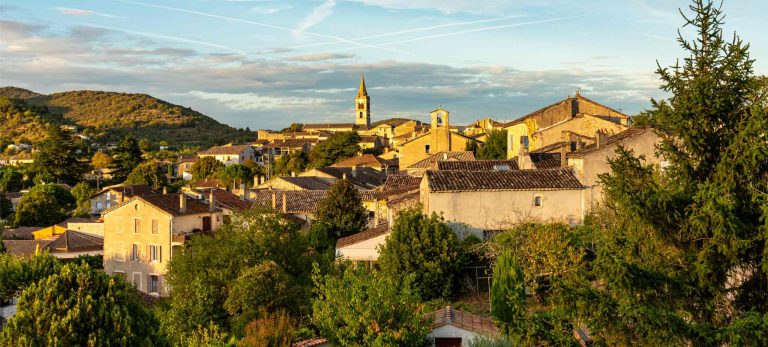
[{"x1": 1, "y1": 0, "x2": 766, "y2": 129}]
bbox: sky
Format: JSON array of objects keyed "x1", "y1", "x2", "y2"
[{"x1": 1, "y1": 0, "x2": 766, "y2": 130}]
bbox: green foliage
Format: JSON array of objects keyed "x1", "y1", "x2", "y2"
[
  {"x1": 378, "y1": 208, "x2": 460, "y2": 300},
  {"x1": 111, "y1": 135, "x2": 143, "y2": 182},
  {"x1": 71, "y1": 182, "x2": 96, "y2": 217},
  {"x1": 476, "y1": 129, "x2": 507, "y2": 160},
  {"x1": 139, "y1": 138, "x2": 153, "y2": 152},
  {"x1": 309, "y1": 132, "x2": 360, "y2": 168},
  {"x1": 162, "y1": 210, "x2": 314, "y2": 343},
  {"x1": 218, "y1": 164, "x2": 253, "y2": 189},
  {"x1": 190, "y1": 156, "x2": 225, "y2": 182},
  {"x1": 272, "y1": 151, "x2": 309, "y2": 176},
  {"x1": 279, "y1": 123, "x2": 304, "y2": 133},
  {"x1": 91, "y1": 151, "x2": 113, "y2": 170},
  {"x1": 490, "y1": 251, "x2": 527, "y2": 340},
  {"x1": 312, "y1": 265, "x2": 429, "y2": 346},
  {"x1": 314, "y1": 179, "x2": 368, "y2": 238},
  {"x1": 124, "y1": 162, "x2": 169, "y2": 189},
  {"x1": 0, "y1": 167, "x2": 24, "y2": 192},
  {"x1": 0, "y1": 263, "x2": 167, "y2": 346},
  {"x1": 238, "y1": 310, "x2": 296, "y2": 347},
  {"x1": 14, "y1": 184, "x2": 75, "y2": 226},
  {"x1": 0, "y1": 96, "x2": 65, "y2": 143},
  {"x1": 468, "y1": 336, "x2": 514, "y2": 347},
  {"x1": 0, "y1": 252, "x2": 62, "y2": 305},
  {"x1": 465, "y1": 139, "x2": 479, "y2": 155},
  {"x1": 0, "y1": 192, "x2": 12, "y2": 222},
  {"x1": 32, "y1": 124, "x2": 87, "y2": 184}
]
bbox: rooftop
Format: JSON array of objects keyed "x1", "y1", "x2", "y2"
[
  {"x1": 408, "y1": 151, "x2": 476, "y2": 169},
  {"x1": 437, "y1": 160, "x2": 519, "y2": 171},
  {"x1": 336, "y1": 222, "x2": 389, "y2": 248},
  {"x1": 198, "y1": 144, "x2": 253, "y2": 156},
  {"x1": 567, "y1": 127, "x2": 653, "y2": 158},
  {"x1": 279, "y1": 176, "x2": 334, "y2": 190},
  {"x1": 331, "y1": 154, "x2": 393, "y2": 168},
  {"x1": 430, "y1": 306, "x2": 500, "y2": 337},
  {"x1": 426, "y1": 168, "x2": 583, "y2": 192}
]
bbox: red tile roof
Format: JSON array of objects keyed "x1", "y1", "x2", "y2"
[
  {"x1": 279, "y1": 176, "x2": 334, "y2": 190},
  {"x1": 426, "y1": 168, "x2": 583, "y2": 192},
  {"x1": 250, "y1": 189, "x2": 377, "y2": 213},
  {"x1": 199, "y1": 144, "x2": 253, "y2": 155},
  {"x1": 2, "y1": 239, "x2": 51, "y2": 258},
  {"x1": 430, "y1": 306, "x2": 500, "y2": 337},
  {"x1": 408, "y1": 151, "x2": 476, "y2": 169},
  {"x1": 336, "y1": 222, "x2": 389, "y2": 248},
  {"x1": 92, "y1": 184, "x2": 158, "y2": 199},
  {"x1": 331, "y1": 154, "x2": 393, "y2": 169},
  {"x1": 437, "y1": 160, "x2": 519, "y2": 171},
  {"x1": 46, "y1": 230, "x2": 103, "y2": 252},
  {"x1": 263, "y1": 139, "x2": 317, "y2": 149},
  {"x1": 196, "y1": 188, "x2": 254, "y2": 212},
  {"x1": 102, "y1": 194, "x2": 219, "y2": 217},
  {"x1": 312, "y1": 167, "x2": 387, "y2": 189},
  {"x1": 293, "y1": 338, "x2": 329, "y2": 347},
  {"x1": 378, "y1": 174, "x2": 421, "y2": 193}
]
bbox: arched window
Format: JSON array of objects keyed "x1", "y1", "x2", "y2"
[{"x1": 534, "y1": 195, "x2": 542, "y2": 207}]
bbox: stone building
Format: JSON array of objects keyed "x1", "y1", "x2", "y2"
[{"x1": 398, "y1": 107, "x2": 478, "y2": 168}]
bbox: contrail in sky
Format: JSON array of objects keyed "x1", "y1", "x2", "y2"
[{"x1": 85, "y1": 23, "x2": 246, "y2": 53}]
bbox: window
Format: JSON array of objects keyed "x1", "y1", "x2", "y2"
[
  {"x1": 425, "y1": 144, "x2": 430, "y2": 154},
  {"x1": 133, "y1": 218, "x2": 141, "y2": 234},
  {"x1": 149, "y1": 245, "x2": 161, "y2": 263},
  {"x1": 151, "y1": 219, "x2": 158, "y2": 234},
  {"x1": 148, "y1": 275, "x2": 159, "y2": 294},
  {"x1": 521, "y1": 136, "x2": 530, "y2": 150},
  {"x1": 131, "y1": 244, "x2": 139, "y2": 261},
  {"x1": 132, "y1": 272, "x2": 141, "y2": 290},
  {"x1": 115, "y1": 242, "x2": 125, "y2": 261},
  {"x1": 534, "y1": 195, "x2": 543, "y2": 207}
]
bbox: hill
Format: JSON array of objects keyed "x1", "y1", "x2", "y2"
[
  {"x1": 0, "y1": 97, "x2": 68, "y2": 144},
  {"x1": 0, "y1": 87, "x2": 252, "y2": 146}
]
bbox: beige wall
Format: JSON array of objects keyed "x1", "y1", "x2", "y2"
[
  {"x1": 103, "y1": 198, "x2": 222, "y2": 296},
  {"x1": 336, "y1": 232, "x2": 389, "y2": 262},
  {"x1": 399, "y1": 132, "x2": 473, "y2": 168},
  {"x1": 421, "y1": 186, "x2": 584, "y2": 238},
  {"x1": 505, "y1": 123, "x2": 531, "y2": 158},
  {"x1": 533, "y1": 115, "x2": 627, "y2": 149},
  {"x1": 67, "y1": 221, "x2": 104, "y2": 238}
]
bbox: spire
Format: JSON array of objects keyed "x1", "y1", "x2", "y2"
[{"x1": 358, "y1": 73, "x2": 368, "y2": 97}]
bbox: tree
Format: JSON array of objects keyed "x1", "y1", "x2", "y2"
[
  {"x1": 189, "y1": 156, "x2": 225, "y2": 182},
  {"x1": 280, "y1": 123, "x2": 304, "y2": 133},
  {"x1": 501, "y1": 2, "x2": 768, "y2": 345},
  {"x1": 491, "y1": 251, "x2": 528, "y2": 341},
  {"x1": 239, "y1": 310, "x2": 296, "y2": 347},
  {"x1": 218, "y1": 163, "x2": 253, "y2": 189},
  {"x1": 0, "y1": 167, "x2": 23, "y2": 192},
  {"x1": 111, "y1": 135, "x2": 143, "y2": 182},
  {"x1": 32, "y1": 125, "x2": 87, "y2": 184},
  {"x1": 0, "y1": 252, "x2": 62, "y2": 304},
  {"x1": 314, "y1": 179, "x2": 368, "y2": 238},
  {"x1": 70, "y1": 182, "x2": 96, "y2": 217},
  {"x1": 465, "y1": 139, "x2": 479, "y2": 155},
  {"x1": 91, "y1": 151, "x2": 113, "y2": 170},
  {"x1": 272, "y1": 151, "x2": 309, "y2": 177},
  {"x1": 14, "y1": 184, "x2": 75, "y2": 226},
  {"x1": 224, "y1": 261, "x2": 291, "y2": 330},
  {"x1": 0, "y1": 193, "x2": 12, "y2": 222},
  {"x1": 139, "y1": 138, "x2": 152, "y2": 152},
  {"x1": 378, "y1": 208, "x2": 460, "y2": 300},
  {"x1": 0, "y1": 263, "x2": 167, "y2": 346},
  {"x1": 476, "y1": 129, "x2": 507, "y2": 160},
  {"x1": 124, "y1": 162, "x2": 169, "y2": 189},
  {"x1": 309, "y1": 132, "x2": 360, "y2": 168},
  {"x1": 312, "y1": 265, "x2": 429, "y2": 346}
]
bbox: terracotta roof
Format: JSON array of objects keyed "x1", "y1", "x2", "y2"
[
  {"x1": 199, "y1": 144, "x2": 252, "y2": 156},
  {"x1": 359, "y1": 135, "x2": 380, "y2": 143},
  {"x1": 430, "y1": 306, "x2": 500, "y2": 337},
  {"x1": 303, "y1": 123, "x2": 356, "y2": 129},
  {"x1": 331, "y1": 154, "x2": 392, "y2": 169},
  {"x1": 378, "y1": 174, "x2": 421, "y2": 193},
  {"x1": 336, "y1": 222, "x2": 389, "y2": 248},
  {"x1": 426, "y1": 168, "x2": 583, "y2": 192},
  {"x1": 193, "y1": 179, "x2": 223, "y2": 189},
  {"x1": 408, "y1": 151, "x2": 476, "y2": 169},
  {"x1": 196, "y1": 188, "x2": 253, "y2": 212},
  {"x1": 500, "y1": 94, "x2": 630, "y2": 128},
  {"x1": 263, "y1": 139, "x2": 317, "y2": 149},
  {"x1": 102, "y1": 194, "x2": 219, "y2": 217},
  {"x1": 386, "y1": 190, "x2": 419, "y2": 207},
  {"x1": 46, "y1": 230, "x2": 103, "y2": 252},
  {"x1": 2, "y1": 239, "x2": 51, "y2": 258},
  {"x1": 279, "y1": 176, "x2": 334, "y2": 190},
  {"x1": 92, "y1": 184, "x2": 158, "y2": 199},
  {"x1": 177, "y1": 154, "x2": 198, "y2": 163},
  {"x1": 529, "y1": 153, "x2": 562, "y2": 169},
  {"x1": 567, "y1": 127, "x2": 652, "y2": 158},
  {"x1": 2, "y1": 226, "x2": 39, "y2": 240},
  {"x1": 294, "y1": 338, "x2": 329, "y2": 347},
  {"x1": 437, "y1": 160, "x2": 519, "y2": 171},
  {"x1": 312, "y1": 167, "x2": 387, "y2": 189},
  {"x1": 250, "y1": 189, "x2": 377, "y2": 213},
  {"x1": 531, "y1": 141, "x2": 568, "y2": 154}
]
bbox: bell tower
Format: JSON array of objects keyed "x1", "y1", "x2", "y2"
[
  {"x1": 355, "y1": 73, "x2": 370, "y2": 128},
  {"x1": 430, "y1": 106, "x2": 451, "y2": 152}
]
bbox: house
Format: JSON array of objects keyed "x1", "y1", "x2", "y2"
[
  {"x1": 90, "y1": 184, "x2": 158, "y2": 215},
  {"x1": 463, "y1": 117, "x2": 505, "y2": 137},
  {"x1": 198, "y1": 144, "x2": 256, "y2": 166},
  {"x1": 335, "y1": 222, "x2": 389, "y2": 269},
  {"x1": 102, "y1": 193, "x2": 223, "y2": 296},
  {"x1": 398, "y1": 107, "x2": 479, "y2": 168},
  {"x1": 428, "y1": 306, "x2": 501, "y2": 347},
  {"x1": 0, "y1": 153, "x2": 34, "y2": 166},
  {"x1": 176, "y1": 154, "x2": 198, "y2": 180},
  {"x1": 503, "y1": 91, "x2": 630, "y2": 158},
  {"x1": 302, "y1": 123, "x2": 357, "y2": 133},
  {"x1": 358, "y1": 135, "x2": 386, "y2": 150},
  {"x1": 2, "y1": 230, "x2": 103, "y2": 260},
  {"x1": 406, "y1": 151, "x2": 476, "y2": 176},
  {"x1": 300, "y1": 167, "x2": 387, "y2": 190},
  {"x1": 331, "y1": 154, "x2": 398, "y2": 174},
  {"x1": 62, "y1": 217, "x2": 104, "y2": 238},
  {"x1": 191, "y1": 188, "x2": 254, "y2": 224},
  {"x1": 31, "y1": 224, "x2": 68, "y2": 240},
  {"x1": 566, "y1": 127, "x2": 663, "y2": 207},
  {"x1": 420, "y1": 168, "x2": 585, "y2": 238},
  {"x1": 262, "y1": 138, "x2": 316, "y2": 161},
  {"x1": 437, "y1": 160, "x2": 519, "y2": 171},
  {"x1": 258, "y1": 176, "x2": 335, "y2": 191}
]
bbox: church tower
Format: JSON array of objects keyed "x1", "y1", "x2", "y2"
[{"x1": 355, "y1": 73, "x2": 370, "y2": 128}]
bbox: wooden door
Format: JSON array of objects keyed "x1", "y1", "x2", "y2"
[{"x1": 435, "y1": 338, "x2": 462, "y2": 347}]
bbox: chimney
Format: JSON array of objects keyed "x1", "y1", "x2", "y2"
[
  {"x1": 351, "y1": 165, "x2": 357, "y2": 177},
  {"x1": 596, "y1": 130, "x2": 609, "y2": 149},
  {"x1": 282, "y1": 191, "x2": 287, "y2": 213},
  {"x1": 560, "y1": 144, "x2": 568, "y2": 168},
  {"x1": 271, "y1": 191, "x2": 277, "y2": 210},
  {"x1": 342, "y1": 173, "x2": 347, "y2": 180},
  {"x1": 291, "y1": 171, "x2": 296, "y2": 177},
  {"x1": 209, "y1": 190, "x2": 215, "y2": 211},
  {"x1": 517, "y1": 148, "x2": 534, "y2": 170},
  {"x1": 179, "y1": 193, "x2": 187, "y2": 213},
  {"x1": 443, "y1": 153, "x2": 448, "y2": 161},
  {"x1": 163, "y1": 186, "x2": 168, "y2": 195}
]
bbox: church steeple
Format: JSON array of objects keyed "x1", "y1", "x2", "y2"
[
  {"x1": 358, "y1": 73, "x2": 368, "y2": 97},
  {"x1": 355, "y1": 73, "x2": 370, "y2": 128}
]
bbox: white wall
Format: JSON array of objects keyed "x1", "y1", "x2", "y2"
[
  {"x1": 336, "y1": 233, "x2": 389, "y2": 261},
  {"x1": 429, "y1": 325, "x2": 483, "y2": 347}
]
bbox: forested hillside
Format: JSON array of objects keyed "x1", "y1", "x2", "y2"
[
  {"x1": 0, "y1": 87, "x2": 252, "y2": 146},
  {"x1": 0, "y1": 97, "x2": 67, "y2": 144}
]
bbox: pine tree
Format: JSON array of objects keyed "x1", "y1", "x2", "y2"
[
  {"x1": 491, "y1": 251, "x2": 526, "y2": 337},
  {"x1": 32, "y1": 125, "x2": 87, "y2": 184},
  {"x1": 111, "y1": 135, "x2": 143, "y2": 182}
]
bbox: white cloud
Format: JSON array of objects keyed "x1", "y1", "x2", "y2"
[
  {"x1": 250, "y1": 5, "x2": 292, "y2": 15},
  {"x1": 288, "y1": 52, "x2": 356, "y2": 62},
  {"x1": 294, "y1": 0, "x2": 336, "y2": 39},
  {"x1": 55, "y1": 7, "x2": 117, "y2": 18},
  {"x1": 184, "y1": 91, "x2": 329, "y2": 110}
]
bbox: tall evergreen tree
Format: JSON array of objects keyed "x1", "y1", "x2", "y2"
[
  {"x1": 111, "y1": 135, "x2": 143, "y2": 182},
  {"x1": 313, "y1": 179, "x2": 368, "y2": 238},
  {"x1": 476, "y1": 129, "x2": 507, "y2": 160},
  {"x1": 32, "y1": 125, "x2": 86, "y2": 184}
]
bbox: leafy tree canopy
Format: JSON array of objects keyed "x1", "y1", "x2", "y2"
[
  {"x1": 272, "y1": 151, "x2": 309, "y2": 177},
  {"x1": 378, "y1": 208, "x2": 460, "y2": 300},
  {"x1": 218, "y1": 163, "x2": 253, "y2": 189},
  {"x1": 309, "y1": 132, "x2": 360, "y2": 168},
  {"x1": 111, "y1": 135, "x2": 143, "y2": 182},
  {"x1": 91, "y1": 151, "x2": 112, "y2": 170},
  {"x1": 14, "y1": 184, "x2": 75, "y2": 226},
  {"x1": 476, "y1": 129, "x2": 507, "y2": 160},
  {"x1": 0, "y1": 167, "x2": 24, "y2": 193},
  {"x1": 70, "y1": 182, "x2": 97, "y2": 217},
  {"x1": 32, "y1": 125, "x2": 87, "y2": 184},
  {"x1": 314, "y1": 179, "x2": 368, "y2": 239},
  {"x1": 124, "y1": 162, "x2": 169, "y2": 189},
  {"x1": 189, "y1": 156, "x2": 225, "y2": 182}
]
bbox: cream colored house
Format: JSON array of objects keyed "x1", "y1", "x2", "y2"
[
  {"x1": 398, "y1": 107, "x2": 477, "y2": 168},
  {"x1": 420, "y1": 168, "x2": 586, "y2": 238},
  {"x1": 198, "y1": 144, "x2": 256, "y2": 166},
  {"x1": 90, "y1": 184, "x2": 158, "y2": 216},
  {"x1": 102, "y1": 193, "x2": 223, "y2": 296}
]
